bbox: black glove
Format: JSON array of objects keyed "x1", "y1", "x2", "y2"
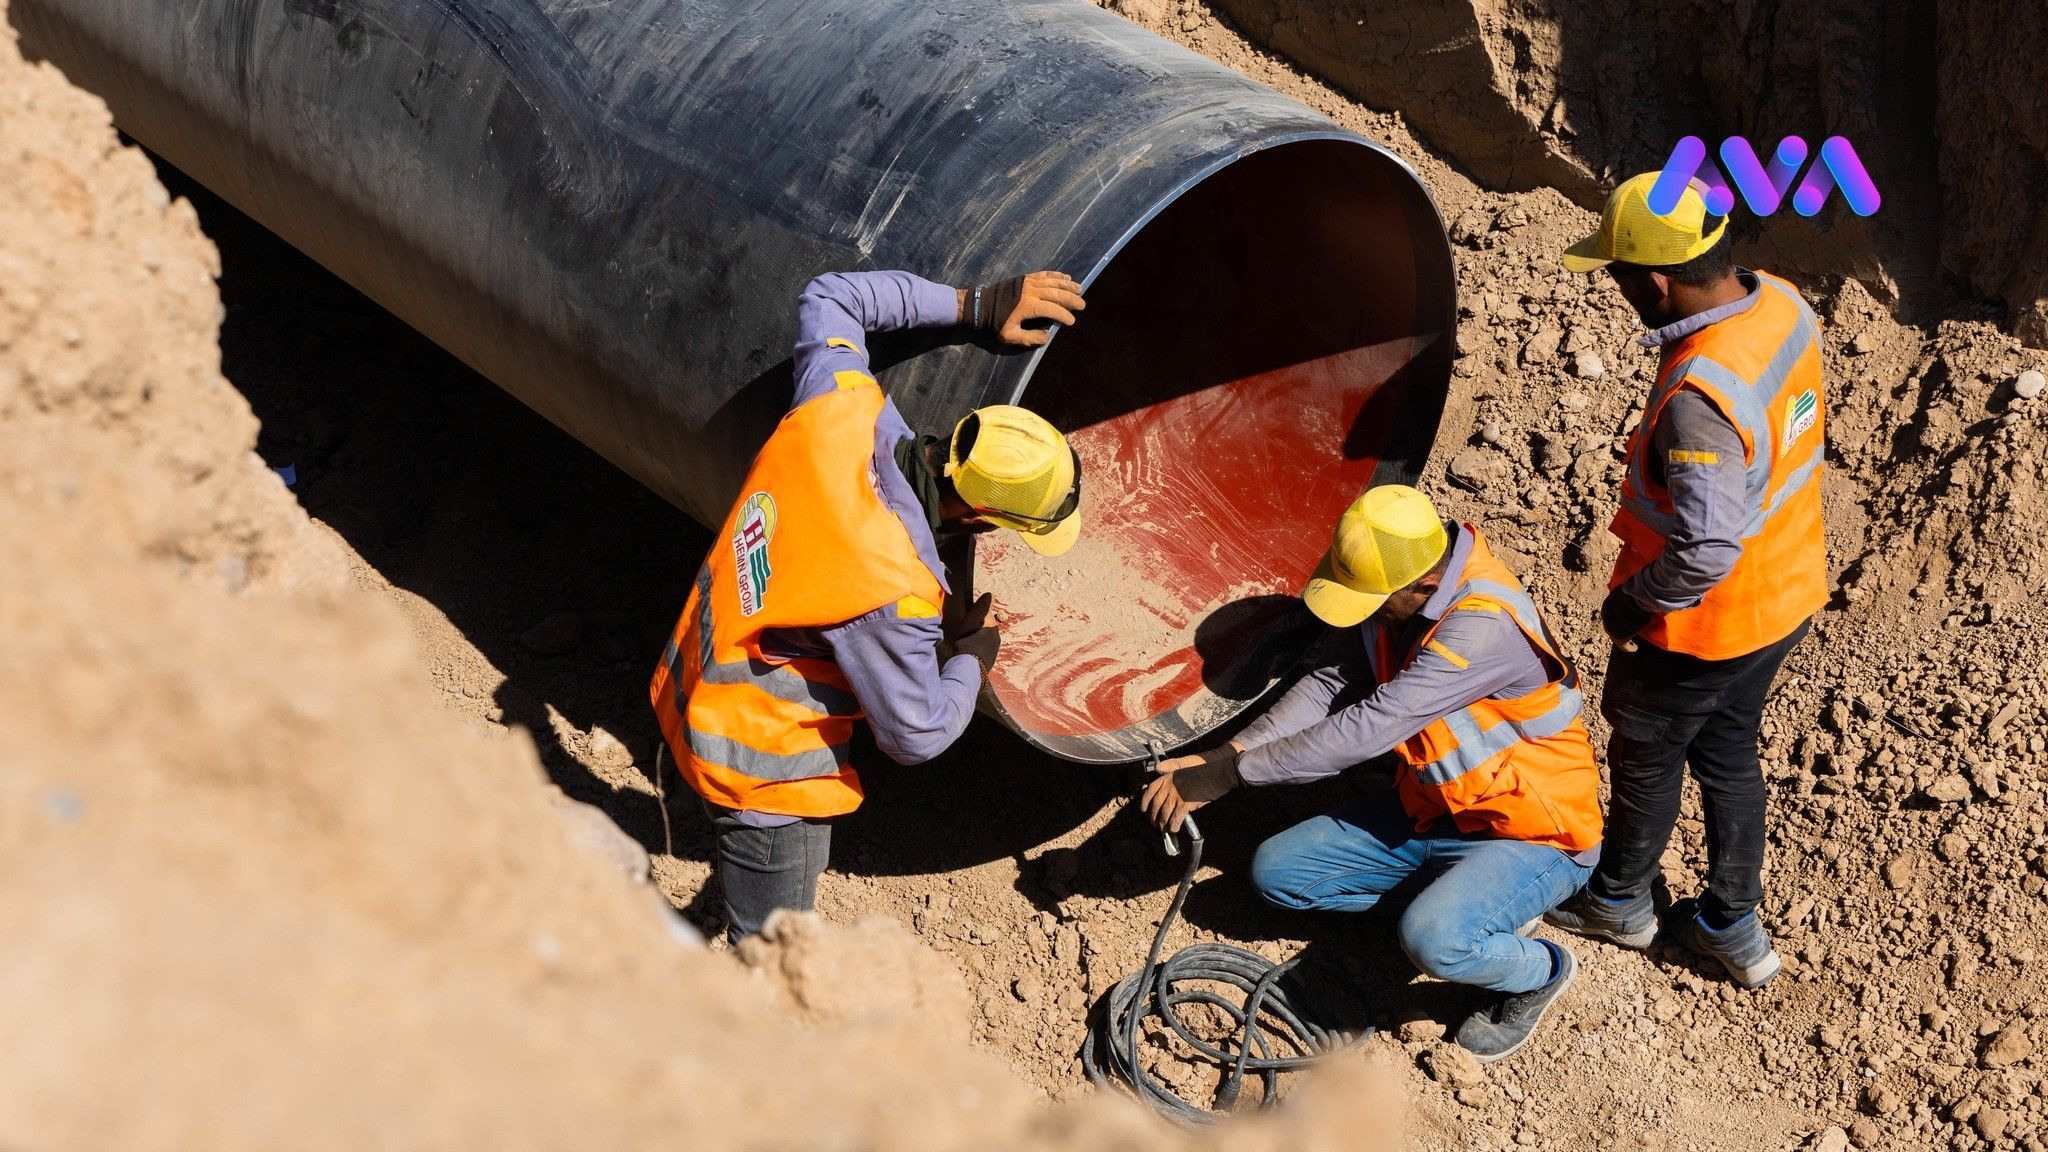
[
  {"x1": 969, "y1": 272, "x2": 1085, "y2": 348},
  {"x1": 1600, "y1": 587, "x2": 1655, "y2": 646},
  {"x1": 1174, "y1": 745, "x2": 1244, "y2": 803},
  {"x1": 943, "y1": 591, "x2": 992, "y2": 643},
  {"x1": 1140, "y1": 744, "x2": 1242, "y2": 833},
  {"x1": 953, "y1": 625, "x2": 1001, "y2": 674},
  {"x1": 968, "y1": 276, "x2": 1026, "y2": 334}
]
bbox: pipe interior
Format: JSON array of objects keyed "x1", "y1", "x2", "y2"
[{"x1": 975, "y1": 140, "x2": 1453, "y2": 760}]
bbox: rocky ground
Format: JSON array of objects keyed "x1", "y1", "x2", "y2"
[
  {"x1": 2, "y1": 4, "x2": 1412, "y2": 1148},
  {"x1": 11, "y1": 0, "x2": 2048, "y2": 1148}
]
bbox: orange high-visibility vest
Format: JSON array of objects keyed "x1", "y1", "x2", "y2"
[
  {"x1": 1374, "y1": 531, "x2": 1603, "y2": 854},
  {"x1": 1610, "y1": 270, "x2": 1829, "y2": 660},
  {"x1": 648, "y1": 376, "x2": 943, "y2": 818}
]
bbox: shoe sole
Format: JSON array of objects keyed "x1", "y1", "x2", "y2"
[
  {"x1": 1541, "y1": 909, "x2": 1656, "y2": 951},
  {"x1": 1468, "y1": 951, "x2": 1577, "y2": 1064}
]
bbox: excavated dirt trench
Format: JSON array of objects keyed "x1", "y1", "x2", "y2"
[
  {"x1": 20, "y1": 1, "x2": 2048, "y2": 1147},
  {"x1": 162, "y1": 155, "x2": 1393, "y2": 1077},
  {"x1": 161, "y1": 93, "x2": 2048, "y2": 1152}
]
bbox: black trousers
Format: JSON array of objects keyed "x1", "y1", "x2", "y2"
[
  {"x1": 1588, "y1": 619, "x2": 1809, "y2": 920},
  {"x1": 704, "y1": 803, "x2": 832, "y2": 945}
]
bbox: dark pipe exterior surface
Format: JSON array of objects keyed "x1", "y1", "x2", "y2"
[{"x1": 17, "y1": 0, "x2": 1452, "y2": 760}]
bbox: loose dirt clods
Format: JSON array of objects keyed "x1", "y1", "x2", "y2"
[
  {"x1": 4, "y1": 4, "x2": 1416, "y2": 1147},
  {"x1": 9, "y1": 0, "x2": 2048, "y2": 1149}
]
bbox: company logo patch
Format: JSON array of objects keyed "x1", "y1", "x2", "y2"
[
  {"x1": 732, "y1": 492, "x2": 777, "y2": 617},
  {"x1": 1784, "y1": 390, "x2": 1819, "y2": 451}
]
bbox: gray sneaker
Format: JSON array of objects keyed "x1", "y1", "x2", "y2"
[
  {"x1": 1456, "y1": 940, "x2": 1577, "y2": 1063},
  {"x1": 1543, "y1": 887, "x2": 1657, "y2": 950},
  {"x1": 1668, "y1": 898, "x2": 1781, "y2": 988}
]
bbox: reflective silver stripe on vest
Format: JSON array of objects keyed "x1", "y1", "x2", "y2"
[
  {"x1": 1460, "y1": 578, "x2": 1543, "y2": 637},
  {"x1": 1758, "y1": 442, "x2": 1823, "y2": 524},
  {"x1": 1626, "y1": 283, "x2": 1820, "y2": 541},
  {"x1": 684, "y1": 725, "x2": 850, "y2": 782},
  {"x1": 698, "y1": 656, "x2": 859, "y2": 714},
  {"x1": 654, "y1": 564, "x2": 862, "y2": 784},
  {"x1": 1374, "y1": 574, "x2": 1586, "y2": 786},
  {"x1": 1424, "y1": 576, "x2": 1582, "y2": 783},
  {"x1": 693, "y1": 567, "x2": 715, "y2": 668},
  {"x1": 660, "y1": 663, "x2": 853, "y2": 783},
  {"x1": 1421, "y1": 685, "x2": 1586, "y2": 786},
  {"x1": 664, "y1": 565, "x2": 860, "y2": 717},
  {"x1": 1619, "y1": 354, "x2": 1699, "y2": 536},
  {"x1": 1459, "y1": 578, "x2": 1577, "y2": 681}
]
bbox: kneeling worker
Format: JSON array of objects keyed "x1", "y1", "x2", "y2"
[
  {"x1": 651, "y1": 268, "x2": 1086, "y2": 943},
  {"x1": 1142, "y1": 485, "x2": 1602, "y2": 1061}
]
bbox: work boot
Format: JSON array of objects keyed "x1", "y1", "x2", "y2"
[
  {"x1": 1543, "y1": 887, "x2": 1657, "y2": 950},
  {"x1": 1456, "y1": 940, "x2": 1577, "y2": 1063},
  {"x1": 1667, "y1": 898, "x2": 1781, "y2": 988}
]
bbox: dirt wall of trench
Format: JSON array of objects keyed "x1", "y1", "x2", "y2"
[
  {"x1": 0, "y1": 3, "x2": 1408, "y2": 1146},
  {"x1": 10, "y1": 1, "x2": 2048, "y2": 1149},
  {"x1": 1186, "y1": 0, "x2": 2042, "y2": 344}
]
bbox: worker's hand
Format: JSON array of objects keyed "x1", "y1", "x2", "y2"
[
  {"x1": 942, "y1": 594, "x2": 1000, "y2": 673},
  {"x1": 943, "y1": 591, "x2": 993, "y2": 643},
  {"x1": 1140, "y1": 746, "x2": 1242, "y2": 834},
  {"x1": 1600, "y1": 587, "x2": 1654, "y2": 652},
  {"x1": 972, "y1": 271, "x2": 1085, "y2": 348},
  {"x1": 952, "y1": 625, "x2": 1001, "y2": 675}
]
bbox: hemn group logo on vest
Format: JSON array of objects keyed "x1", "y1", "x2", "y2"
[
  {"x1": 1784, "y1": 389, "x2": 1819, "y2": 451},
  {"x1": 732, "y1": 492, "x2": 777, "y2": 616}
]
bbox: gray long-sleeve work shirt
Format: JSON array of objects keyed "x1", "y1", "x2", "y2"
[
  {"x1": 730, "y1": 272, "x2": 977, "y2": 829},
  {"x1": 770, "y1": 271, "x2": 979, "y2": 766},
  {"x1": 1620, "y1": 272, "x2": 1759, "y2": 614},
  {"x1": 1233, "y1": 525, "x2": 1552, "y2": 786}
]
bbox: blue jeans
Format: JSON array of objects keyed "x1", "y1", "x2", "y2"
[
  {"x1": 1250, "y1": 791, "x2": 1592, "y2": 994},
  {"x1": 705, "y1": 803, "x2": 831, "y2": 946}
]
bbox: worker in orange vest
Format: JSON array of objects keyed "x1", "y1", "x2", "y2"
[
  {"x1": 650, "y1": 269, "x2": 1086, "y2": 943},
  {"x1": 1544, "y1": 174, "x2": 1828, "y2": 988},
  {"x1": 1142, "y1": 485, "x2": 1602, "y2": 1062}
]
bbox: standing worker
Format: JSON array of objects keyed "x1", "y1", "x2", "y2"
[
  {"x1": 1142, "y1": 485, "x2": 1603, "y2": 1062},
  {"x1": 1543, "y1": 174, "x2": 1828, "y2": 988},
  {"x1": 650, "y1": 269, "x2": 1086, "y2": 944}
]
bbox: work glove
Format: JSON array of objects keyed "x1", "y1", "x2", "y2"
[
  {"x1": 1600, "y1": 587, "x2": 1655, "y2": 651},
  {"x1": 953, "y1": 625, "x2": 1001, "y2": 676},
  {"x1": 942, "y1": 591, "x2": 992, "y2": 643},
  {"x1": 971, "y1": 270, "x2": 1086, "y2": 347},
  {"x1": 1141, "y1": 745, "x2": 1243, "y2": 834},
  {"x1": 942, "y1": 592, "x2": 1001, "y2": 674}
]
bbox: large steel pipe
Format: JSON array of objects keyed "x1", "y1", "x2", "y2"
[{"x1": 17, "y1": 0, "x2": 1455, "y2": 762}]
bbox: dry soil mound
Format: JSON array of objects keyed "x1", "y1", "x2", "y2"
[
  {"x1": 11, "y1": 1, "x2": 2045, "y2": 1150},
  {"x1": 0, "y1": 5, "x2": 1411, "y2": 1147}
]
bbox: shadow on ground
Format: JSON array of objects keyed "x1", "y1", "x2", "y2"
[
  {"x1": 156, "y1": 157, "x2": 1110, "y2": 879},
  {"x1": 162, "y1": 156, "x2": 1541, "y2": 1032}
]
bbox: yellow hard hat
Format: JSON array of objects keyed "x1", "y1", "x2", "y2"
[
  {"x1": 1302, "y1": 485, "x2": 1448, "y2": 627},
  {"x1": 947, "y1": 405, "x2": 1081, "y2": 557},
  {"x1": 1562, "y1": 172, "x2": 1728, "y2": 273}
]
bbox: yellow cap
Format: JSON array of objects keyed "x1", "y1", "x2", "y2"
[
  {"x1": 1562, "y1": 172, "x2": 1728, "y2": 273},
  {"x1": 948, "y1": 405, "x2": 1082, "y2": 557},
  {"x1": 1302, "y1": 485, "x2": 1448, "y2": 627}
]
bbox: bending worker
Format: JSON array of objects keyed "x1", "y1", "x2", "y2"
[
  {"x1": 1142, "y1": 485, "x2": 1602, "y2": 1062},
  {"x1": 650, "y1": 269, "x2": 1086, "y2": 944},
  {"x1": 1544, "y1": 174, "x2": 1827, "y2": 989}
]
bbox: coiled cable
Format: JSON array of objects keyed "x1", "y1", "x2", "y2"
[{"x1": 1080, "y1": 814, "x2": 1365, "y2": 1124}]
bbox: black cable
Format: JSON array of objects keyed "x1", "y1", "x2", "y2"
[{"x1": 1080, "y1": 815, "x2": 1366, "y2": 1124}]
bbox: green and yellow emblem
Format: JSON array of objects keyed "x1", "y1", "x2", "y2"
[{"x1": 732, "y1": 492, "x2": 777, "y2": 616}]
